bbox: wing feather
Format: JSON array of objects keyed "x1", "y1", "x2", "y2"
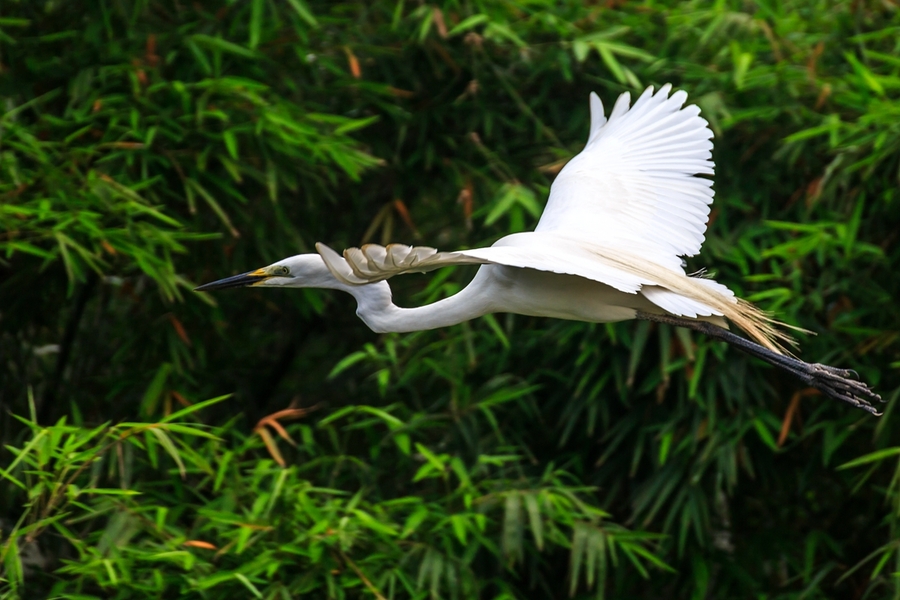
[
  {"x1": 317, "y1": 242, "x2": 489, "y2": 285},
  {"x1": 535, "y1": 85, "x2": 715, "y2": 269}
]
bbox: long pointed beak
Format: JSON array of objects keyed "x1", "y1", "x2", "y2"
[{"x1": 194, "y1": 269, "x2": 270, "y2": 292}]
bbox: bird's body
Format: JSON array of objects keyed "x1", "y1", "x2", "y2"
[
  {"x1": 320, "y1": 241, "x2": 730, "y2": 334},
  {"x1": 351, "y1": 264, "x2": 660, "y2": 334},
  {"x1": 453, "y1": 264, "x2": 661, "y2": 327},
  {"x1": 197, "y1": 85, "x2": 881, "y2": 414}
]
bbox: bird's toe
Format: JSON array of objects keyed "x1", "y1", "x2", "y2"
[{"x1": 805, "y1": 363, "x2": 882, "y2": 414}]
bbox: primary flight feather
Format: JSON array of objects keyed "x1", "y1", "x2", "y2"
[{"x1": 197, "y1": 85, "x2": 881, "y2": 414}]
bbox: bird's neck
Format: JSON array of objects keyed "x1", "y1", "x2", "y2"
[{"x1": 345, "y1": 269, "x2": 496, "y2": 334}]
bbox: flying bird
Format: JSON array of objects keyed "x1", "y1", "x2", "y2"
[{"x1": 197, "y1": 85, "x2": 881, "y2": 414}]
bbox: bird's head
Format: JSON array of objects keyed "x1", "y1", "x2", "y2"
[{"x1": 195, "y1": 254, "x2": 341, "y2": 292}]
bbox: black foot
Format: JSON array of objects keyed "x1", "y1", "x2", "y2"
[{"x1": 804, "y1": 363, "x2": 882, "y2": 415}]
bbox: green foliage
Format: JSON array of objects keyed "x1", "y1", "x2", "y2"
[{"x1": 1, "y1": 0, "x2": 899, "y2": 598}]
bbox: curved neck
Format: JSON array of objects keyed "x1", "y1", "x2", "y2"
[{"x1": 344, "y1": 269, "x2": 496, "y2": 334}]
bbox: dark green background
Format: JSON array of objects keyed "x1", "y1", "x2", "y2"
[{"x1": 1, "y1": 1, "x2": 899, "y2": 598}]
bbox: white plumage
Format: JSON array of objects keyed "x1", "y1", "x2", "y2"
[
  {"x1": 537, "y1": 85, "x2": 715, "y2": 270},
  {"x1": 197, "y1": 85, "x2": 882, "y2": 414},
  {"x1": 314, "y1": 85, "x2": 747, "y2": 338}
]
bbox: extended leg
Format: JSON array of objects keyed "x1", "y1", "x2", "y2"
[{"x1": 635, "y1": 311, "x2": 883, "y2": 415}]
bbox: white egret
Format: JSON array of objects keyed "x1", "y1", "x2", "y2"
[{"x1": 197, "y1": 85, "x2": 881, "y2": 414}]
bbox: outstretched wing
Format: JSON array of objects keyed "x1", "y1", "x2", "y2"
[
  {"x1": 535, "y1": 84, "x2": 715, "y2": 272},
  {"x1": 320, "y1": 86, "x2": 713, "y2": 284}
]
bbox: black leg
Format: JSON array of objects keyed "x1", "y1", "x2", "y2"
[{"x1": 635, "y1": 311, "x2": 883, "y2": 416}]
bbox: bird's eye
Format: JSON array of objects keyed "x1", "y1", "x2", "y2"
[{"x1": 279, "y1": 266, "x2": 290, "y2": 276}]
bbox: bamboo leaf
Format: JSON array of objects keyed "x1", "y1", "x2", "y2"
[
  {"x1": 839, "y1": 448, "x2": 900, "y2": 470},
  {"x1": 147, "y1": 428, "x2": 186, "y2": 478},
  {"x1": 191, "y1": 34, "x2": 258, "y2": 59}
]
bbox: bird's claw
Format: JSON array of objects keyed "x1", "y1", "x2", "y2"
[
  {"x1": 808, "y1": 363, "x2": 882, "y2": 415},
  {"x1": 811, "y1": 363, "x2": 858, "y2": 379}
]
